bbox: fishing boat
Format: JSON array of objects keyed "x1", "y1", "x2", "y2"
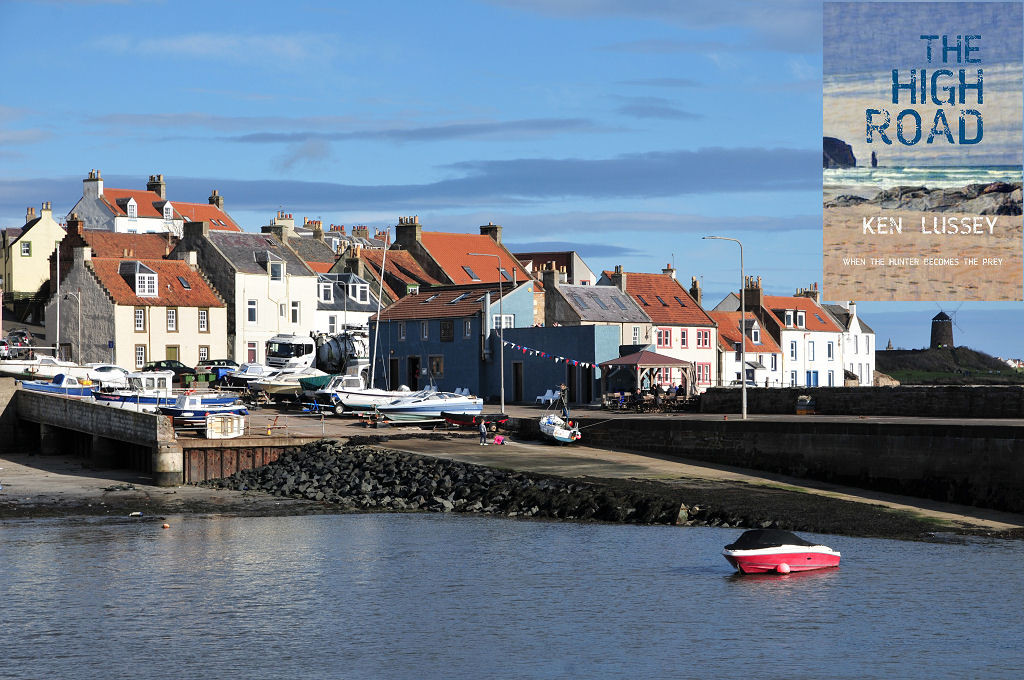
[
  {"x1": 18, "y1": 373, "x2": 95, "y2": 398},
  {"x1": 94, "y1": 370, "x2": 238, "y2": 411},
  {"x1": 223, "y1": 362, "x2": 273, "y2": 388},
  {"x1": 538, "y1": 414, "x2": 581, "y2": 444},
  {"x1": 313, "y1": 374, "x2": 370, "y2": 414},
  {"x1": 372, "y1": 390, "x2": 483, "y2": 423},
  {"x1": 723, "y1": 529, "x2": 841, "y2": 574},
  {"x1": 0, "y1": 355, "x2": 87, "y2": 380},
  {"x1": 158, "y1": 393, "x2": 248, "y2": 426}
]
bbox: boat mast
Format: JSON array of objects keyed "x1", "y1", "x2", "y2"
[{"x1": 370, "y1": 227, "x2": 388, "y2": 390}]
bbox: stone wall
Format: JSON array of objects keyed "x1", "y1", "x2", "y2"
[
  {"x1": 14, "y1": 389, "x2": 174, "y2": 446},
  {"x1": 574, "y1": 415, "x2": 1024, "y2": 513},
  {"x1": 699, "y1": 385, "x2": 1024, "y2": 418}
]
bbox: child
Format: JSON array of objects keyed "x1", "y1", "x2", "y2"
[{"x1": 478, "y1": 418, "x2": 488, "y2": 446}]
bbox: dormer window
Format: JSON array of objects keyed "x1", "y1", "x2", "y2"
[
  {"x1": 347, "y1": 283, "x2": 369, "y2": 303},
  {"x1": 751, "y1": 327, "x2": 761, "y2": 344},
  {"x1": 126, "y1": 199, "x2": 137, "y2": 220},
  {"x1": 269, "y1": 262, "x2": 283, "y2": 281},
  {"x1": 785, "y1": 310, "x2": 793, "y2": 327},
  {"x1": 796, "y1": 311, "x2": 806, "y2": 328},
  {"x1": 120, "y1": 261, "x2": 157, "y2": 297},
  {"x1": 319, "y1": 282, "x2": 333, "y2": 302},
  {"x1": 331, "y1": 238, "x2": 340, "y2": 253},
  {"x1": 163, "y1": 203, "x2": 173, "y2": 221}
]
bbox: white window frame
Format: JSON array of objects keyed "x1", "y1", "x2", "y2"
[
  {"x1": 808, "y1": 341, "x2": 815, "y2": 361},
  {"x1": 166, "y1": 308, "x2": 177, "y2": 332},
  {"x1": 697, "y1": 329, "x2": 710, "y2": 348},
  {"x1": 134, "y1": 308, "x2": 145, "y2": 331},
  {"x1": 319, "y1": 282, "x2": 333, "y2": 302},
  {"x1": 789, "y1": 370, "x2": 797, "y2": 387},
  {"x1": 163, "y1": 204, "x2": 173, "y2": 221},
  {"x1": 247, "y1": 341, "x2": 258, "y2": 363},
  {"x1": 632, "y1": 326, "x2": 639, "y2": 344},
  {"x1": 785, "y1": 311, "x2": 793, "y2": 327},
  {"x1": 827, "y1": 341, "x2": 834, "y2": 360},
  {"x1": 492, "y1": 314, "x2": 514, "y2": 329},
  {"x1": 137, "y1": 274, "x2": 157, "y2": 297},
  {"x1": 20, "y1": 241, "x2": 30, "y2": 257},
  {"x1": 398, "y1": 321, "x2": 406, "y2": 341},
  {"x1": 796, "y1": 311, "x2": 805, "y2": 328},
  {"x1": 198, "y1": 345, "x2": 209, "y2": 362},
  {"x1": 751, "y1": 327, "x2": 760, "y2": 344},
  {"x1": 247, "y1": 300, "x2": 258, "y2": 323},
  {"x1": 828, "y1": 370, "x2": 834, "y2": 386},
  {"x1": 135, "y1": 344, "x2": 146, "y2": 368},
  {"x1": 269, "y1": 261, "x2": 283, "y2": 281},
  {"x1": 464, "y1": 319, "x2": 472, "y2": 338},
  {"x1": 771, "y1": 354, "x2": 778, "y2": 371},
  {"x1": 328, "y1": 315, "x2": 337, "y2": 334},
  {"x1": 790, "y1": 341, "x2": 797, "y2": 360},
  {"x1": 421, "y1": 321, "x2": 429, "y2": 340},
  {"x1": 198, "y1": 309, "x2": 208, "y2": 333},
  {"x1": 127, "y1": 200, "x2": 137, "y2": 220},
  {"x1": 290, "y1": 301, "x2": 300, "y2": 324}
]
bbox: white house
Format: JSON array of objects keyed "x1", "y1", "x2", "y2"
[
  {"x1": 824, "y1": 302, "x2": 876, "y2": 385},
  {"x1": 709, "y1": 311, "x2": 784, "y2": 387}
]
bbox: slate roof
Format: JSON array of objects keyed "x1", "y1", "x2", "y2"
[
  {"x1": 209, "y1": 231, "x2": 314, "y2": 276},
  {"x1": 762, "y1": 295, "x2": 842, "y2": 333},
  {"x1": 709, "y1": 311, "x2": 782, "y2": 353},
  {"x1": 2, "y1": 227, "x2": 24, "y2": 247},
  {"x1": 90, "y1": 258, "x2": 224, "y2": 307},
  {"x1": 318, "y1": 273, "x2": 379, "y2": 313},
  {"x1": 559, "y1": 283, "x2": 649, "y2": 323},
  {"x1": 419, "y1": 233, "x2": 529, "y2": 285},
  {"x1": 823, "y1": 304, "x2": 875, "y2": 334},
  {"x1": 372, "y1": 283, "x2": 518, "y2": 322},
  {"x1": 599, "y1": 350, "x2": 691, "y2": 367},
  {"x1": 289, "y1": 236, "x2": 338, "y2": 265},
  {"x1": 600, "y1": 271, "x2": 713, "y2": 327}
]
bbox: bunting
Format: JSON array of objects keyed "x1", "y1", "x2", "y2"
[{"x1": 502, "y1": 340, "x2": 595, "y2": 368}]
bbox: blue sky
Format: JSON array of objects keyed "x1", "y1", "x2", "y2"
[{"x1": 0, "y1": 0, "x2": 1020, "y2": 358}]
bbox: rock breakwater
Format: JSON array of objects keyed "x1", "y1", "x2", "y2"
[
  {"x1": 826, "y1": 181, "x2": 1022, "y2": 215},
  {"x1": 202, "y1": 439, "x2": 704, "y2": 525}
]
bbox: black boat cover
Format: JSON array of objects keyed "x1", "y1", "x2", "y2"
[{"x1": 724, "y1": 529, "x2": 819, "y2": 550}]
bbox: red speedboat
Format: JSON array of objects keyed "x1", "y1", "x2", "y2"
[{"x1": 723, "y1": 529, "x2": 841, "y2": 574}]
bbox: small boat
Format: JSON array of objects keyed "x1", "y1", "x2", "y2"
[
  {"x1": 249, "y1": 368, "x2": 328, "y2": 399},
  {"x1": 223, "y1": 362, "x2": 273, "y2": 388},
  {"x1": 313, "y1": 374, "x2": 370, "y2": 414},
  {"x1": 373, "y1": 391, "x2": 483, "y2": 423},
  {"x1": 539, "y1": 414, "x2": 581, "y2": 444},
  {"x1": 334, "y1": 384, "x2": 415, "y2": 412},
  {"x1": 723, "y1": 529, "x2": 841, "y2": 574},
  {"x1": 158, "y1": 393, "x2": 248, "y2": 426},
  {"x1": 442, "y1": 411, "x2": 509, "y2": 428},
  {"x1": 18, "y1": 373, "x2": 95, "y2": 398},
  {"x1": 0, "y1": 355, "x2": 87, "y2": 380},
  {"x1": 94, "y1": 370, "x2": 238, "y2": 411}
]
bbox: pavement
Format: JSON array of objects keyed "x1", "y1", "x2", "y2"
[{"x1": 3, "y1": 402, "x2": 1023, "y2": 532}]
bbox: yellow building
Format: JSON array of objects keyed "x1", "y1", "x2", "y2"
[{"x1": 1, "y1": 202, "x2": 65, "y2": 299}]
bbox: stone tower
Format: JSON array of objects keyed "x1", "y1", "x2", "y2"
[{"x1": 930, "y1": 311, "x2": 954, "y2": 349}]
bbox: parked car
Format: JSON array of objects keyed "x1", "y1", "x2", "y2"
[
  {"x1": 141, "y1": 359, "x2": 197, "y2": 383},
  {"x1": 0, "y1": 339, "x2": 10, "y2": 360},
  {"x1": 196, "y1": 358, "x2": 238, "y2": 374},
  {"x1": 85, "y1": 363, "x2": 130, "y2": 389}
]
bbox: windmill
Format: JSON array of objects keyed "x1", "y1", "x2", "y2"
[{"x1": 930, "y1": 303, "x2": 963, "y2": 349}]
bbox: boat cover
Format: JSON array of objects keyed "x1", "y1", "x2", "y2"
[{"x1": 724, "y1": 529, "x2": 820, "y2": 550}]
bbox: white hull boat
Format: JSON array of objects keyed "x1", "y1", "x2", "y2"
[
  {"x1": 250, "y1": 369, "x2": 328, "y2": 398},
  {"x1": 373, "y1": 391, "x2": 483, "y2": 423},
  {"x1": 0, "y1": 356, "x2": 88, "y2": 380},
  {"x1": 539, "y1": 414, "x2": 581, "y2": 444}
]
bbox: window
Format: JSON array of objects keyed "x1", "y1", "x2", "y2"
[
  {"x1": 331, "y1": 238, "x2": 340, "y2": 252},
  {"x1": 636, "y1": 294, "x2": 649, "y2": 306},
  {"x1": 790, "y1": 341, "x2": 797, "y2": 360},
  {"x1": 569, "y1": 293, "x2": 589, "y2": 310},
  {"x1": 656, "y1": 328, "x2": 672, "y2": 348},
  {"x1": 134, "y1": 307, "x2": 145, "y2": 332},
  {"x1": 696, "y1": 363, "x2": 711, "y2": 385},
  {"x1": 806, "y1": 370, "x2": 819, "y2": 387},
  {"x1": 127, "y1": 201, "x2": 137, "y2": 219},
  {"x1": 696, "y1": 329, "x2": 711, "y2": 348},
  {"x1": 198, "y1": 308, "x2": 208, "y2": 333},
  {"x1": 328, "y1": 315, "x2": 337, "y2": 334},
  {"x1": 20, "y1": 242, "x2": 30, "y2": 257},
  {"x1": 464, "y1": 320, "x2": 472, "y2": 338},
  {"x1": 319, "y1": 282, "x2": 333, "y2": 302},
  {"x1": 166, "y1": 308, "x2": 177, "y2": 332},
  {"x1": 399, "y1": 322, "x2": 406, "y2": 341},
  {"x1": 279, "y1": 303, "x2": 286, "y2": 318},
  {"x1": 587, "y1": 293, "x2": 608, "y2": 310},
  {"x1": 440, "y1": 320, "x2": 454, "y2": 342},
  {"x1": 498, "y1": 267, "x2": 512, "y2": 282},
  {"x1": 790, "y1": 370, "x2": 797, "y2": 387},
  {"x1": 421, "y1": 321, "x2": 429, "y2": 340},
  {"x1": 428, "y1": 355, "x2": 444, "y2": 377},
  {"x1": 135, "y1": 344, "x2": 147, "y2": 368},
  {"x1": 866, "y1": 336, "x2": 871, "y2": 353},
  {"x1": 247, "y1": 342, "x2": 257, "y2": 363},
  {"x1": 199, "y1": 345, "x2": 209, "y2": 362},
  {"x1": 796, "y1": 311, "x2": 805, "y2": 328},
  {"x1": 679, "y1": 329, "x2": 688, "y2": 347},
  {"x1": 177, "y1": 276, "x2": 191, "y2": 290},
  {"x1": 449, "y1": 293, "x2": 470, "y2": 304},
  {"x1": 247, "y1": 300, "x2": 257, "y2": 323},
  {"x1": 655, "y1": 295, "x2": 669, "y2": 306},
  {"x1": 163, "y1": 204, "x2": 173, "y2": 220},
  {"x1": 290, "y1": 301, "x2": 300, "y2": 324},
  {"x1": 492, "y1": 314, "x2": 514, "y2": 329},
  {"x1": 828, "y1": 370, "x2": 834, "y2": 386},
  {"x1": 611, "y1": 297, "x2": 628, "y2": 310},
  {"x1": 785, "y1": 311, "x2": 793, "y2": 327},
  {"x1": 462, "y1": 265, "x2": 480, "y2": 281},
  {"x1": 269, "y1": 262, "x2": 283, "y2": 281},
  {"x1": 673, "y1": 296, "x2": 687, "y2": 307},
  {"x1": 751, "y1": 327, "x2": 760, "y2": 344},
  {"x1": 632, "y1": 326, "x2": 639, "y2": 344},
  {"x1": 808, "y1": 341, "x2": 815, "y2": 361},
  {"x1": 136, "y1": 273, "x2": 157, "y2": 297},
  {"x1": 827, "y1": 341, "x2": 834, "y2": 360}
]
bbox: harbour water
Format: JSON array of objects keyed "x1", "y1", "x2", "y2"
[
  {"x1": 2, "y1": 513, "x2": 1023, "y2": 679},
  {"x1": 824, "y1": 164, "x2": 1022, "y2": 200}
]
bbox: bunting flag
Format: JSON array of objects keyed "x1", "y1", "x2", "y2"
[{"x1": 502, "y1": 340, "x2": 594, "y2": 368}]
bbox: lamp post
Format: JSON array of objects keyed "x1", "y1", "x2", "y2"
[
  {"x1": 468, "y1": 252, "x2": 505, "y2": 413},
  {"x1": 703, "y1": 235, "x2": 746, "y2": 420},
  {"x1": 64, "y1": 289, "x2": 82, "y2": 363}
]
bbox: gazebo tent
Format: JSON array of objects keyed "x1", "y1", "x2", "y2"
[{"x1": 598, "y1": 350, "x2": 697, "y2": 398}]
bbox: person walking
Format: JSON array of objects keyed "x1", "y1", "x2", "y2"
[{"x1": 478, "y1": 418, "x2": 489, "y2": 446}]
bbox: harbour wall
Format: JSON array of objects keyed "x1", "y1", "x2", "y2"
[
  {"x1": 569, "y1": 415, "x2": 1024, "y2": 514},
  {"x1": 699, "y1": 385, "x2": 1024, "y2": 418}
]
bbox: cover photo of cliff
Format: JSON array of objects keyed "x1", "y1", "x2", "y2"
[{"x1": 823, "y1": 1, "x2": 1023, "y2": 301}]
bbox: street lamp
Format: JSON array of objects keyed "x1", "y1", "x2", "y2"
[
  {"x1": 63, "y1": 289, "x2": 82, "y2": 364},
  {"x1": 468, "y1": 252, "x2": 505, "y2": 413},
  {"x1": 703, "y1": 236, "x2": 746, "y2": 420}
]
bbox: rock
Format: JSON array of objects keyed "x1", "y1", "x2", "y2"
[{"x1": 823, "y1": 137, "x2": 856, "y2": 168}]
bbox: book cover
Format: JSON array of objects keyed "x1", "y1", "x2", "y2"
[{"x1": 823, "y1": 1, "x2": 1023, "y2": 301}]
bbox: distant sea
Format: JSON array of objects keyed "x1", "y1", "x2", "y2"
[{"x1": 824, "y1": 165, "x2": 1022, "y2": 200}]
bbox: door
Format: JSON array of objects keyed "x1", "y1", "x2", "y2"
[
  {"x1": 388, "y1": 357, "x2": 400, "y2": 390},
  {"x1": 165, "y1": 345, "x2": 179, "y2": 361},
  {"x1": 582, "y1": 366, "x2": 593, "y2": 403},
  {"x1": 806, "y1": 370, "x2": 819, "y2": 387},
  {"x1": 407, "y1": 356, "x2": 421, "y2": 391},
  {"x1": 512, "y1": 362, "x2": 523, "y2": 403},
  {"x1": 566, "y1": 363, "x2": 577, "y2": 403}
]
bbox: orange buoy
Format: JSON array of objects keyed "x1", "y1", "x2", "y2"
[
  {"x1": 162, "y1": 523, "x2": 170, "y2": 529},
  {"x1": 776, "y1": 562, "x2": 791, "y2": 574}
]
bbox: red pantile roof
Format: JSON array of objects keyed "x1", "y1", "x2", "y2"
[
  {"x1": 81, "y1": 231, "x2": 176, "y2": 259},
  {"x1": 601, "y1": 271, "x2": 714, "y2": 327},
  {"x1": 172, "y1": 201, "x2": 241, "y2": 231},
  {"x1": 101, "y1": 189, "x2": 166, "y2": 218},
  {"x1": 372, "y1": 284, "x2": 515, "y2": 321},
  {"x1": 709, "y1": 311, "x2": 781, "y2": 353},
  {"x1": 90, "y1": 258, "x2": 223, "y2": 307},
  {"x1": 306, "y1": 261, "x2": 334, "y2": 274},
  {"x1": 420, "y1": 233, "x2": 529, "y2": 285},
  {"x1": 762, "y1": 295, "x2": 842, "y2": 333}
]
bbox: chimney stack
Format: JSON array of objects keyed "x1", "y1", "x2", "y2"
[
  {"x1": 611, "y1": 264, "x2": 627, "y2": 293},
  {"x1": 208, "y1": 189, "x2": 224, "y2": 209},
  {"x1": 742, "y1": 275, "x2": 763, "y2": 311},
  {"x1": 479, "y1": 221, "x2": 502, "y2": 243},
  {"x1": 661, "y1": 263, "x2": 676, "y2": 279},
  {"x1": 147, "y1": 173, "x2": 167, "y2": 199},
  {"x1": 353, "y1": 225, "x2": 370, "y2": 239},
  {"x1": 83, "y1": 169, "x2": 103, "y2": 199},
  {"x1": 394, "y1": 216, "x2": 422, "y2": 248},
  {"x1": 794, "y1": 282, "x2": 821, "y2": 304},
  {"x1": 66, "y1": 212, "x2": 84, "y2": 235},
  {"x1": 25, "y1": 206, "x2": 36, "y2": 224},
  {"x1": 40, "y1": 201, "x2": 52, "y2": 218},
  {"x1": 689, "y1": 276, "x2": 702, "y2": 307}
]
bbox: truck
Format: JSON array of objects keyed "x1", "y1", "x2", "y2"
[{"x1": 264, "y1": 329, "x2": 370, "y2": 383}]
